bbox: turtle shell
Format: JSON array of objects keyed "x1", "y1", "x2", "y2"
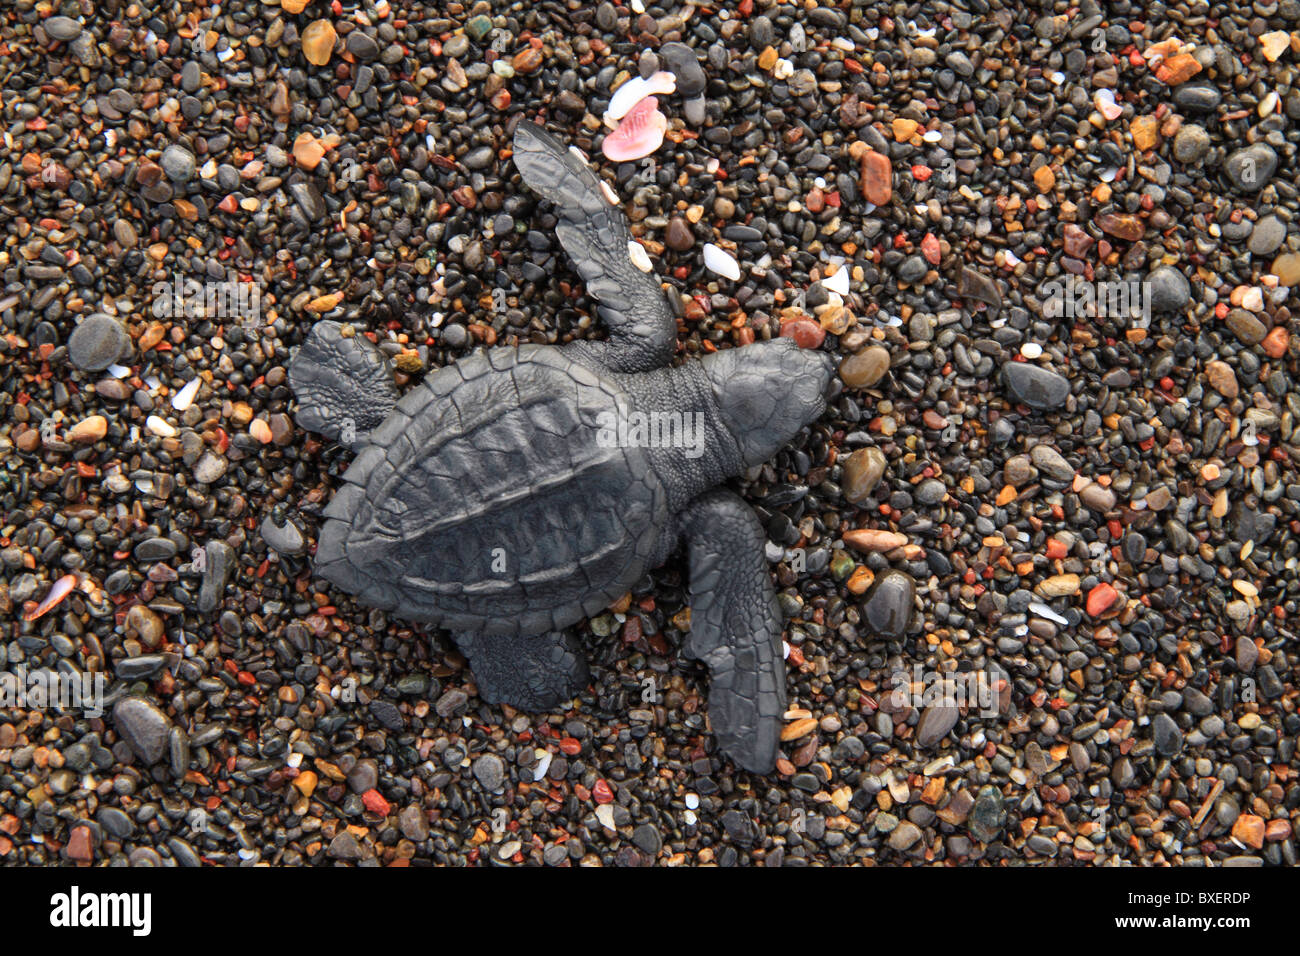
[{"x1": 314, "y1": 346, "x2": 670, "y2": 635}]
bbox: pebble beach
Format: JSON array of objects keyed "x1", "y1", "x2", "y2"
[{"x1": 2, "y1": 0, "x2": 1299, "y2": 867}]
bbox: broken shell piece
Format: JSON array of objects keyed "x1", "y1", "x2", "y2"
[
  {"x1": 823, "y1": 265, "x2": 850, "y2": 295},
  {"x1": 606, "y1": 71, "x2": 677, "y2": 121},
  {"x1": 1093, "y1": 88, "x2": 1122, "y2": 121},
  {"x1": 599, "y1": 180, "x2": 621, "y2": 205},
  {"x1": 146, "y1": 415, "x2": 177, "y2": 437},
  {"x1": 24, "y1": 574, "x2": 77, "y2": 623},
  {"x1": 172, "y1": 377, "x2": 201, "y2": 411},
  {"x1": 602, "y1": 96, "x2": 668, "y2": 162},
  {"x1": 627, "y1": 240, "x2": 653, "y2": 273},
  {"x1": 703, "y1": 243, "x2": 742, "y2": 281}
]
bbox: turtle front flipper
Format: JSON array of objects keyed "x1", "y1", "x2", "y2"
[
  {"x1": 452, "y1": 630, "x2": 590, "y2": 712},
  {"x1": 680, "y1": 489, "x2": 787, "y2": 774},
  {"x1": 288, "y1": 320, "x2": 399, "y2": 450},
  {"x1": 512, "y1": 120, "x2": 676, "y2": 372}
]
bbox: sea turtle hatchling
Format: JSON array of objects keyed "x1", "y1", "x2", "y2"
[{"x1": 288, "y1": 120, "x2": 834, "y2": 772}]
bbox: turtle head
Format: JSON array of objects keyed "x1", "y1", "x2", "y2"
[{"x1": 702, "y1": 338, "x2": 834, "y2": 467}]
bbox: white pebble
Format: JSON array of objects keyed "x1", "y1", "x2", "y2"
[
  {"x1": 595, "y1": 804, "x2": 617, "y2": 831},
  {"x1": 172, "y1": 377, "x2": 201, "y2": 411},
  {"x1": 685, "y1": 793, "x2": 700, "y2": 810},
  {"x1": 107, "y1": 364, "x2": 131, "y2": 378},
  {"x1": 599, "y1": 180, "x2": 620, "y2": 206},
  {"x1": 702, "y1": 243, "x2": 741, "y2": 281},
  {"x1": 773, "y1": 58, "x2": 794, "y2": 80},
  {"x1": 1020, "y1": 342, "x2": 1043, "y2": 359},
  {"x1": 627, "y1": 240, "x2": 653, "y2": 273},
  {"x1": 146, "y1": 416, "x2": 176, "y2": 438},
  {"x1": 922, "y1": 129, "x2": 943, "y2": 143},
  {"x1": 684, "y1": 810, "x2": 697, "y2": 826}
]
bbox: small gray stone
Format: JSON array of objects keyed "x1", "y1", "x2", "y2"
[
  {"x1": 1172, "y1": 125, "x2": 1210, "y2": 164},
  {"x1": 346, "y1": 31, "x2": 380, "y2": 61},
  {"x1": 260, "y1": 514, "x2": 305, "y2": 555},
  {"x1": 68, "y1": 314, "x2": 129, "y2": 371},
  {"x1": 1030, "y1": 443, "x2": 1074, "y2": 481},
  {"x1": 44, "y1": 16, "x2": 82, "y2": 41},
  {"x1": 1225, "y1": 144, "x2": 1277, "y2": 192},
  {"x1": 289, "y1": 181, "x2": 326, "y2": 221},
  {"x1": 1248, "y1": 216, "x2": 1286, "y2": 257},
  {"x1": 160, "y1": 145, "x2": 196, "y2": 183},
  {"x1": 1152, "y1": 712, "x2": 1183, "y2": 756},
  {"x1": 863, "y1": 569, "x2": 914, "y2": 639},
  {"x1": 968, "y1": 786, "x2": 1006, "y2": 843},
  {"x1": 1003, "y1": 361, "x2": 1070, "y2": 410},
  {"x1": 1172, "y1": 84, "x2": 1221, "y2": 113},
  {"x1": 112, "y1": 697, "x2": 172, "y2": 765},
  {"x1": 1147, "y1": 265, "x2": 1190, "y2": 311},
  {"x1": 660, "y1": 42, "x2": 706, "y2": 96},
  {"x1": 916, "y1": 704, "x2": 959, "y2": 748},
  {"x1": 472, "y1": 753, "x2": 506, "y2": 791}
]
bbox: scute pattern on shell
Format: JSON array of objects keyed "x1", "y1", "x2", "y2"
[{"x1": 314, "y1": 346, "x2": 670, "y2": 635}]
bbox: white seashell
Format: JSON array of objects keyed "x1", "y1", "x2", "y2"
[
  {"x1": 627, "y1": 240, "x2": 653, "y2": 273},
  {"x1": 782, "y1": 640, "x2": 791, "y2": 660},
  {"x1": 172, "y1": 377, "x2": 201, "y2": 411},
  {"x1": 1020, "y1": 342, "x2": 1043, "y2": 359},
  {"x1": 823, "y1": 265, "x2": 850, "y2": 296},
  {"x1": 595, "y1": 803, "x2": 617, "y2": 831},
  {"x1": 533, "y1": 749, "x2": 553, "y2": 781},
  {"x1": 1093, "y1": 88, "x2": 1122, "y2": 121},
  {"x1": 1028, "y1": 601, "x2": 1069, "y2": 626},
  {"x1": 702, "y1": 243, "x2": 741, "y2": 281},
  {"x1": 146, "y1": 416, "x2": 176, "y2": 438},
  {"x1": 606, "y1": 71, "x2": 677, "y2": 121},
  {"x1": 599, "y1": 180, "x2": 620, "y2": 205}
]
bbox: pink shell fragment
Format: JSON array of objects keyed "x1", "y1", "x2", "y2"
[
  {"x1": 602, "y1": 96, "x2": 668, "y2": 162},
  {"x1": 24, "y1": 573, "x2": 77, "y2": 622}
]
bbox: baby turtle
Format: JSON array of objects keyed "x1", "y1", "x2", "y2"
[{"x1": 289, "y1": 121, "x2": 833, "y2": 772}]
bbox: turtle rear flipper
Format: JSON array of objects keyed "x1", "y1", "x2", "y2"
[
  {"x1": 288, "y1": 321, "x2": 398, "y2": 450},
  {"x1": 452, "y1": 630, "x2": 590, "y2": 711},
  {"x1": 681, "y1": 489, "x2": 787, "y2": 774},
  {"x1": 512, "y1": 120, "x2": 676, "y2": 372}
]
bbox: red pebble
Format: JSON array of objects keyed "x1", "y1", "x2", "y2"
[
  {"x1": 1086, "y1": 582, "x2": 1120, "y2": 617},
  {"x1": 779, "y1": 319, "x2": 825, "y2": 349},
  {"x1": 362, "y1": 789, "x2": 392, "y2": 816}
]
